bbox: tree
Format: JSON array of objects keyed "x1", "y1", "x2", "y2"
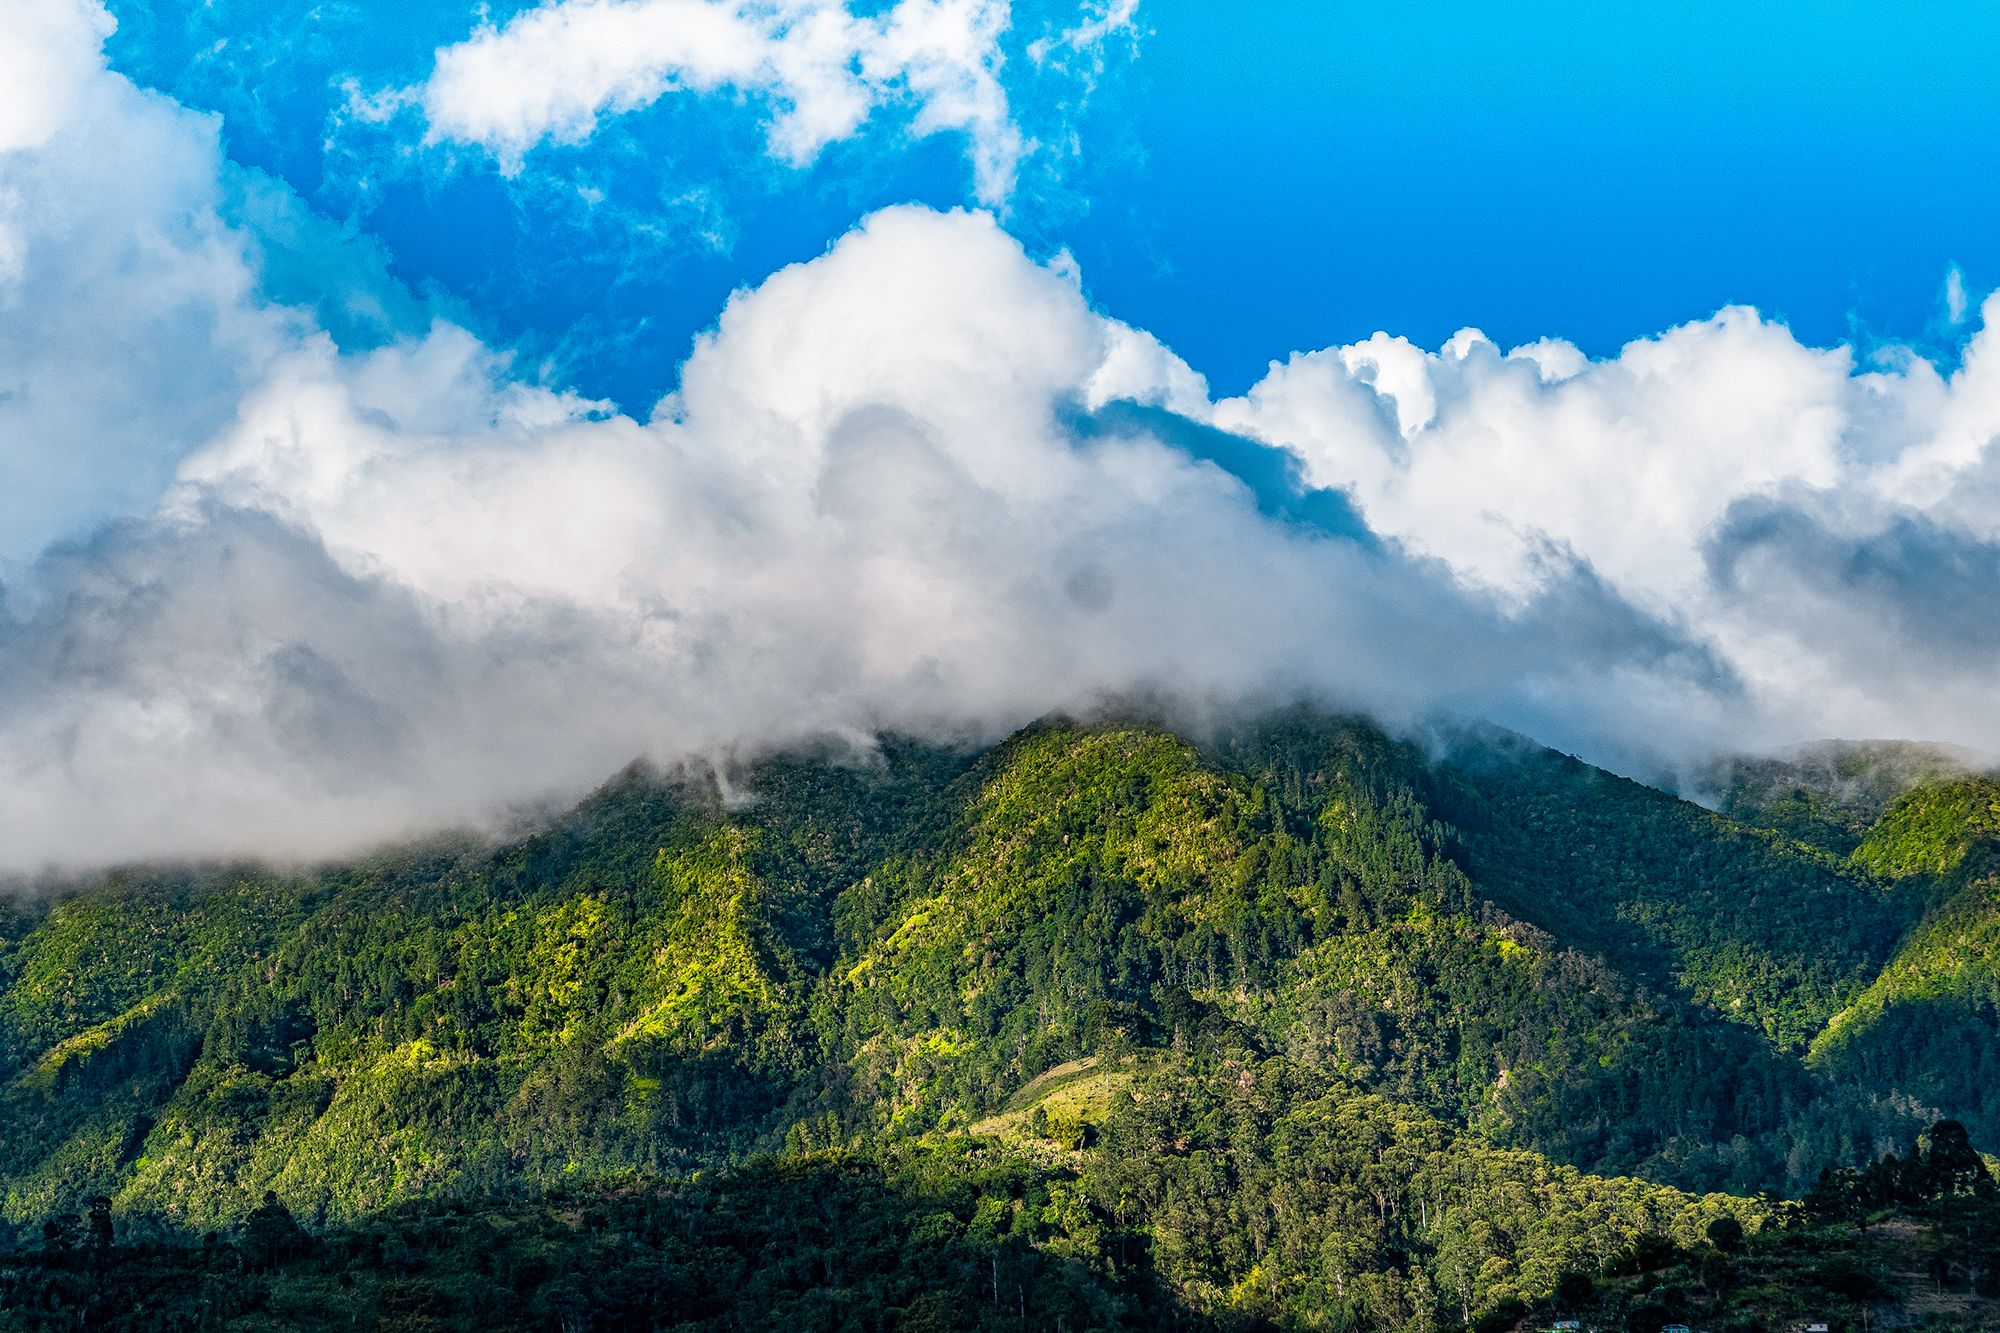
[
  {"x1": 40, "y1": 1212, "x2": 83, "y2": 1261},
  {"x1": 241, "y1": 1190, "x2": 308, "y2": 1269},
  {"x1": 86, "y1": 1194, "x2": 113, "y2": 1261},
  {"x1": 1553, "y1": 1270, "x2": 1595, "y2": 1307},
  {"x1": 1923, "y1": 1121, "x2": 1997, "y2": 1199}
]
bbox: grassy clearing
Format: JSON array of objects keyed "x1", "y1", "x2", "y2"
[{"x1": 968, "y1": 1055, "x2": 1142, "y2": 1140}]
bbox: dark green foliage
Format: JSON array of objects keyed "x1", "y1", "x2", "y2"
[
  {"x1": 0, "y1": 1147, "x2": 1201, "y2": 1332},
  {"x1": 240, "y1": 1191, "x2": 309, "y2": 1269},
  {"x1": 1808, "y1": 1120, "x2": 1997, "y2": 1218},
  {"x1": 1428, "y1": 725, "x2": 1909, "y2": 1051},
  {"x1": 2, "y1": 1100, "x2": 1995, "y2": 1332}
]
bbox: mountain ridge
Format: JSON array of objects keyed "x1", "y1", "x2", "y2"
[{"x1": 0, "y1": 709, "x2": 1996, "y2": 1329}]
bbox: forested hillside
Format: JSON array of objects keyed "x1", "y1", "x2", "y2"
[
  {"x1": 1809, "y1": 777, "x2": 2000, "y2": 1148},
  {"x1": 0, "y1": 711, "x2": 1996, "y2": 1331},
  {"x1": 1699, "y1": 741, "x2": 1981, "y2": 858}
]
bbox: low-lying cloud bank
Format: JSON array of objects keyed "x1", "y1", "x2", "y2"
[{"x1": 4, "y1": 0, "x2": 2000, "y2": 871}]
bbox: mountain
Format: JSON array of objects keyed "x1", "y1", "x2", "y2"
[
  {"x1": 0, "y1": 711, "x2": 1996, "y2": 1331},
  {"x1": 1698, "y1": 745, "x2": 2000, "y2": 1155},
  {"x1": 1698, "y1": 739, "x2": 1988, "y2": 858},
  {"x1": 1810, "y1": 777, "x2": 2000, "y2": 1138}
]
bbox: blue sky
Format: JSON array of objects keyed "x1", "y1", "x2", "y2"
[
  {"x1": 1103, "y1": 0, "x2": 2000, "y2": 387},
  {"x1": 100, "y1": 0, "x2": 2000, "y2": 408},
  {"x1": 9, "y1": 0, "x2": 2000, "y2": 866}
]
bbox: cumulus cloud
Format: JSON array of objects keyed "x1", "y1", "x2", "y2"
[
  {"x1": 413, "y1": 0, "x2": 1122, "y2": 203},
  {"x1": 0, "y1": 0, "x2": 302, "y2": 563},
  {"x1": 24, "y1": 204, "x2": 1696, "y2": 869},
  {"x1": 1210, "y1": 296, "x2": 2000, "y2": 761},
  {"x1": 0, "y1": 0, "x2": 110, "y2": 154},
  {"x1": 0, "y1": 27, "x2": 1731, "y2": 869},
  {"x1": 7, "y1": 0, "x2": 2000, "y2": 873}
]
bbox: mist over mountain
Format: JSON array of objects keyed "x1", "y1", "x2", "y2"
[{"x1": 1694, "y1": 740, "x2": 1995, "y2": 856}]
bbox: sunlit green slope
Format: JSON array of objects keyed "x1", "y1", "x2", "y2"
[
  {"x1": 1809, "y1": 777, "x2": 2000, "y2": 1141},
  {"x1": 0, "y1": 710, "x2": 1985, "y2": 1253}
]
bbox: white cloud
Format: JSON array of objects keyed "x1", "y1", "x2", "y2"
[
  {"x1": 6, "y1": 0, "x2": 2000, "y2": 873},
  {"x1": 1217, "y1": 310, "x2": 1859, "y2": 604},
  {"x1": 173, "y1": 206, "x2": 1698, "y2": 763},
  {"x1": 0, "y1": 186, "x2": 1735, "y2": 869},
  {"x1": 0, "y1": 0, "x2": 301, "y2": 563},
  {"x1": 0, "y1": 0, "x2": 112, "y2": 154},
  {"x1": 1028, "y1": 0, "x2": 1139, "y2": 80},
  {"x1": 417, "y1": 0, "x2": 1034, "y2": 202},
  {"x1": 1051, "y1": 0, "x2": 1139, "y2": 53},
  {"x1": 1210, "y1": 293, "x2": 2000, "y2": 757},
  {"x1": 1946, "y1": 265, "x2": 1970, "y2": 326}
]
